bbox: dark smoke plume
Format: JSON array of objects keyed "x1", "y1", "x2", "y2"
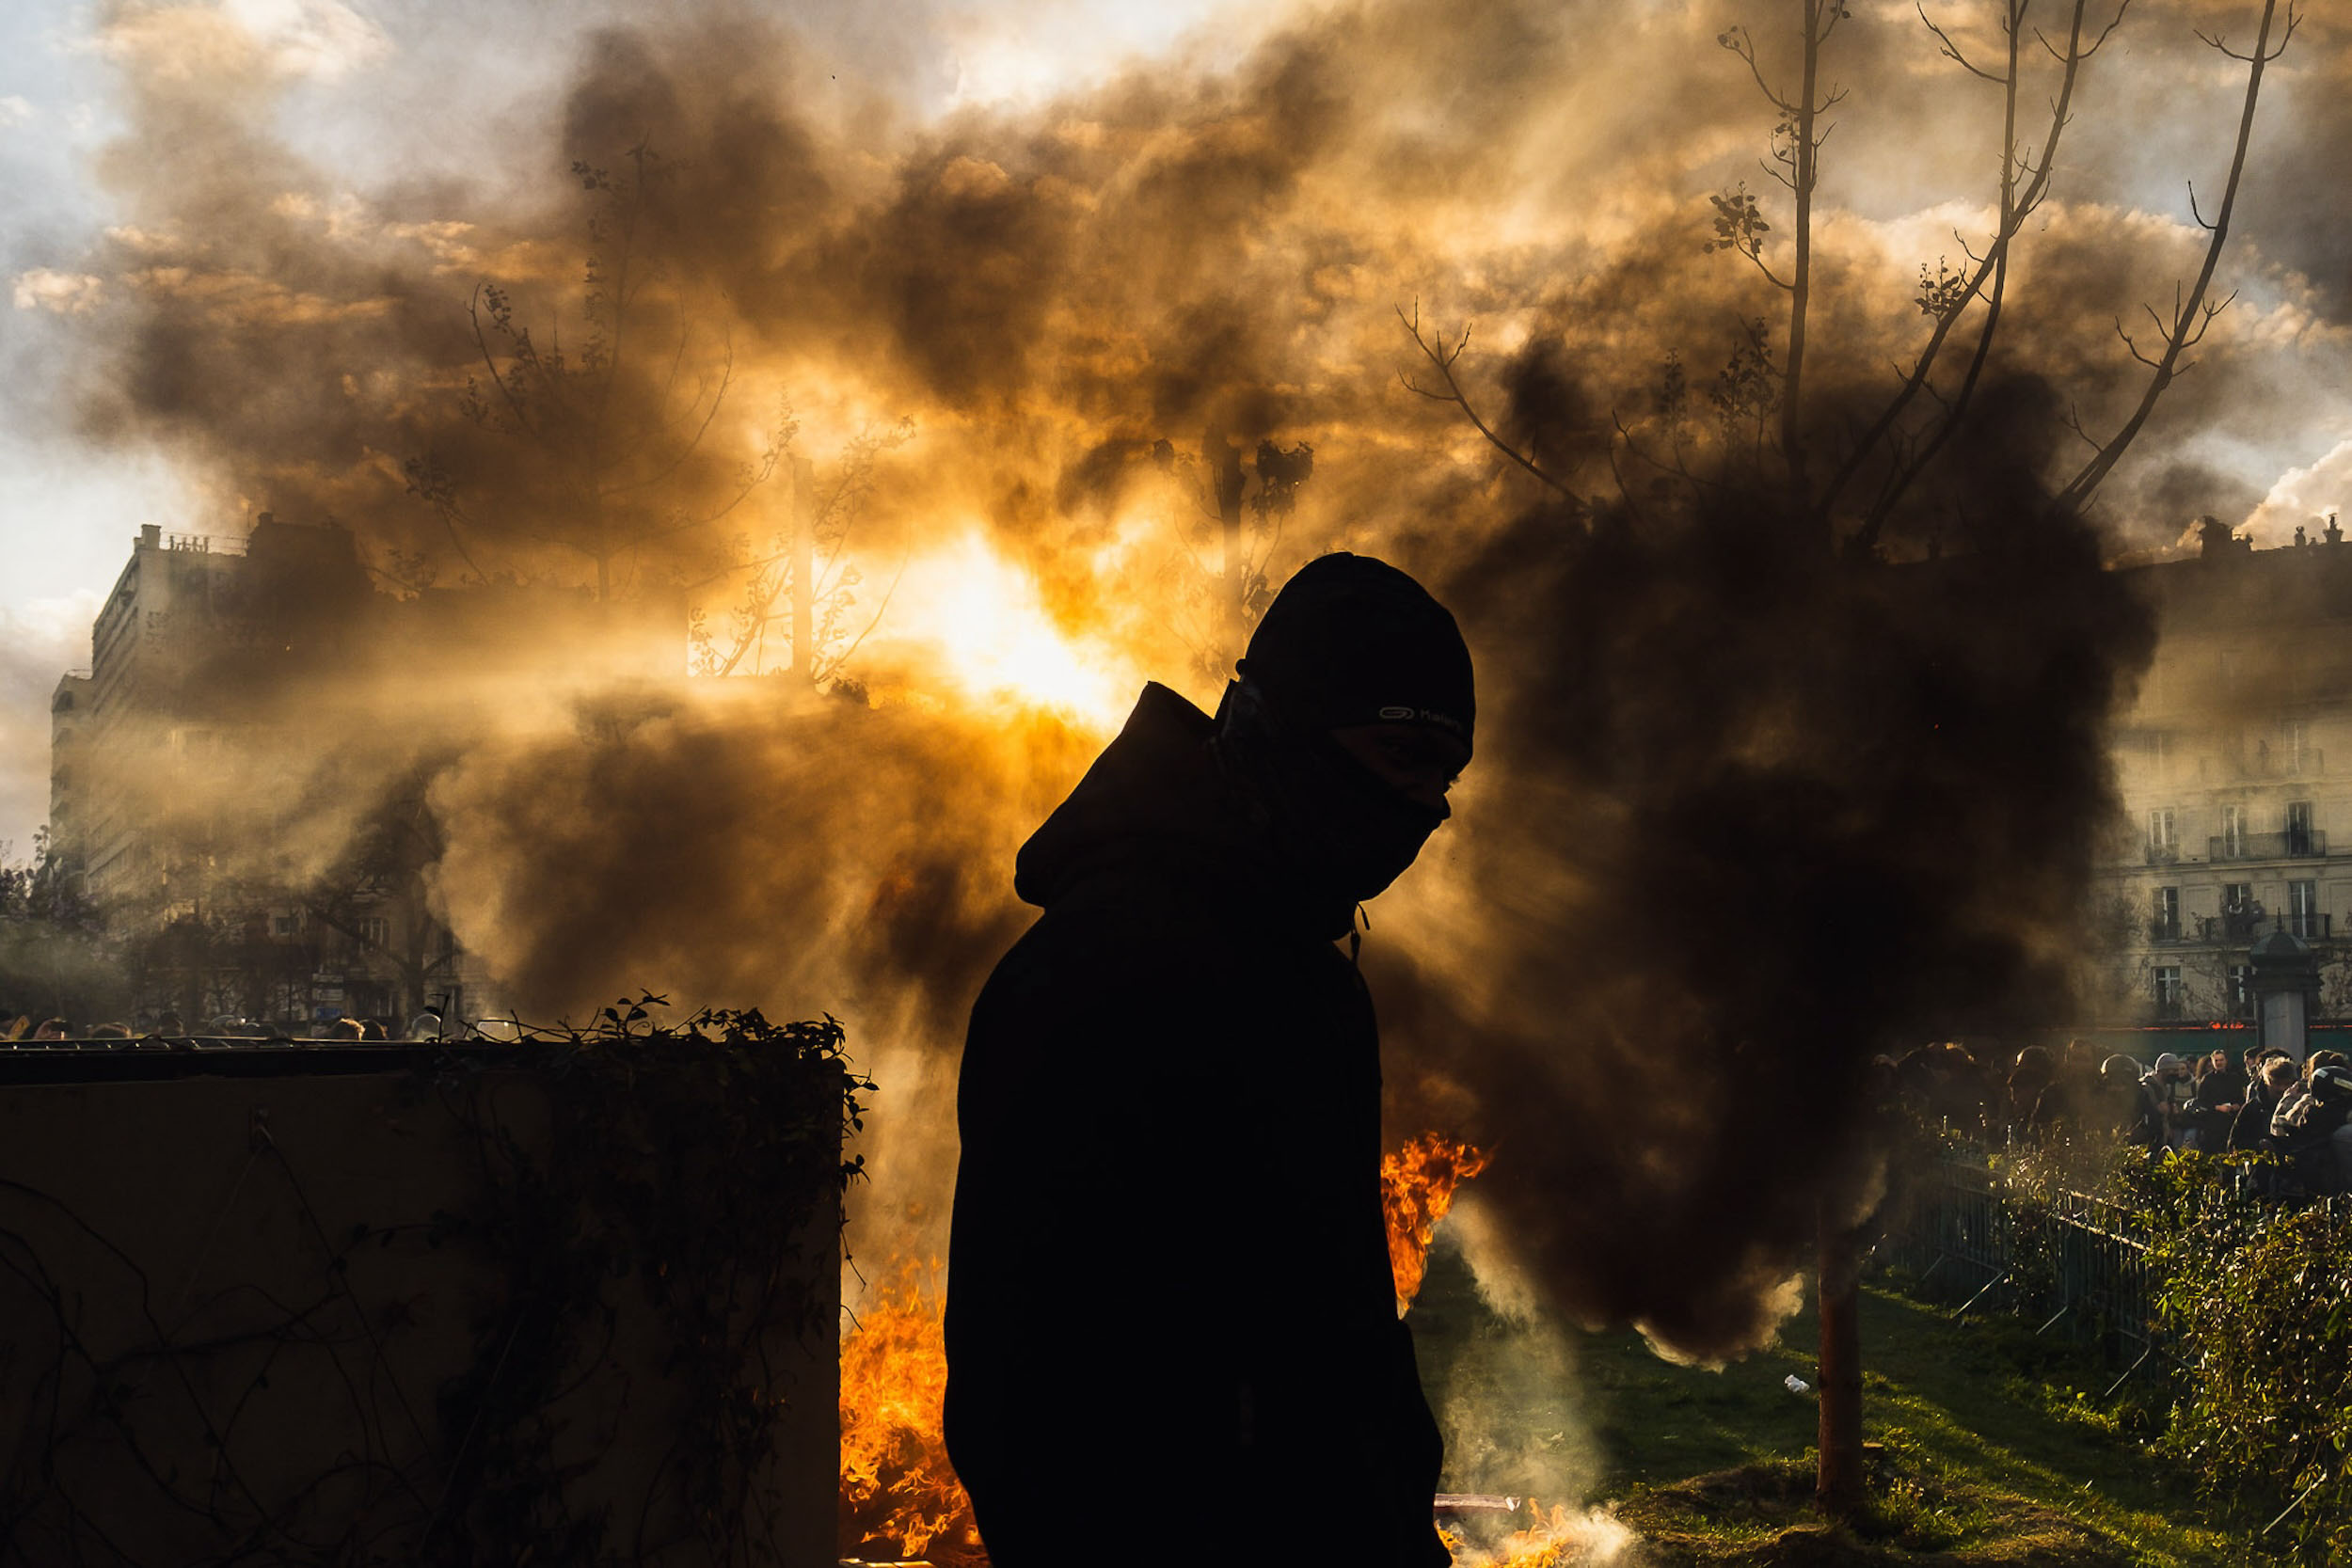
[
  {"x1": 1376, "y1": 411, "x2": 2153, "y2": 1356},
  {"x1": 36, "y1": 0, "x2": 2331, "y2": 1354}
]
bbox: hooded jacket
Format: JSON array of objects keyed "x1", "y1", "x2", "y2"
[{"x1": 944, "y1": 683, "x2": 1447, "y2": 1568}]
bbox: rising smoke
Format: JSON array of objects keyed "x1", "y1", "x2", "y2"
[{"x1": 31, "y1": 0, "x2": 2348, "y2": 1357}]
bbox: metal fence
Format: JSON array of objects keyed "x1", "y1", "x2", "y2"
[{"x1": 1886, "y1": 1152, "x2": 2156, "y2": 1356}]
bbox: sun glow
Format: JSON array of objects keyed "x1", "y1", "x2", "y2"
[{"x1": 889, "y1": 531, "x2": 1132, "y2": 726}]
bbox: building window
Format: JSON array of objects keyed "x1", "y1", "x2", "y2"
[
  {"x1": 2288, "y1": 800, "x2": 2316, "y2": 856},
  {"x1": 2152, "y1": 886, "x2": 2181, "y2": 943},
  {"x1": 2291, "y1": 880, "x2": 2324, "y2": 940},
  {"x1": 2220, "y1": 804, "x2": 2249, "y2": 859},
  {"x1": 358, "y1": 916, "x2": 389, "y2": 949},
  {"x1": 2288, "y1": 721, "x2": 2312, "y2": 775},
  {"x1": 2222, "y1": 882, "x2": 2257, "y2": 940},
  {"x1": 2153, "y1": 965, "x2": 2184, "y2": 1020},
  {"x1": 2230, "y1": 963, "x2": 2256, "y2": 1018},
  {"x1": 272, "y1": 913, "x2": 297, "y2": 937},
  {"x1": 2147, "y1": 808, "x2": 2177, "y2": 863}
]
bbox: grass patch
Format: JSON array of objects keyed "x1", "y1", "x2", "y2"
[{"x1": 1414, "y1": 1246, "x2": 2248, "y2": 1565}]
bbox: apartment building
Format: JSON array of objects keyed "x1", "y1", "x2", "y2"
[
  {"x1": 2099, "y1": 518, "x2": 2352, "y2": 1033},
  {"x1": 48, "y1": 516, "x2": 491, "y2": 1029}
]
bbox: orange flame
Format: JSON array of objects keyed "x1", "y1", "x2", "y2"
[
  {"x1": 1445, "y1": 1501, "x2": 1634, "y2": 1567},
  {"x1": 1383, "y1": 1132, "x2": 1492, "y2": 1312},
  {"x1": 837, "y1": 1260, "x2": 983, "y2": 1566},
  {"x1": 837, "y1": 1135, "x2": 1492, "y2": 1562}
]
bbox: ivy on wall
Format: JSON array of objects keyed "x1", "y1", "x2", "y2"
[{"x1": 0, "y1": 998, "x2": 870, "y2": 1565}]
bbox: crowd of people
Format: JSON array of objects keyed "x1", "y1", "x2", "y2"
[
  {"x1": 0, "y1": 1007, "x2": 440, "y2": 1042},
  {"x1": 1887, "y1": 1037, "x2": 2352, "y2": 1196}
]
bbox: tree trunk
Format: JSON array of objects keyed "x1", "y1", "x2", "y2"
[
  {"x1": 1201, "y1": 427, "x2": 1248, "y2": 668},
  {"x1": 791, "y1": 454, "x2": 818, "y2": 683},
  {"x1": 1816, "y1": 1205, "x2": 1864, "y2": 1517}
]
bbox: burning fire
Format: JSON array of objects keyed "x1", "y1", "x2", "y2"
[
  {"x1": 1445, "y1": 1502, "x2": 1635, "y2": 1567},
  {"x1": 838, "y1": 1260, "x2": 982, "y2": 1567},
  {"x1": 1384, "y1": 1132, "x2": 1492, "y2": 1312},
  {"x1": 838, "y1": 1136, "x2": 1496, "y2": 1563}
]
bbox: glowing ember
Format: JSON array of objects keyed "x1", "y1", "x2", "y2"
[
  {"x1": 838, "y1": 1260, "x2": 982, "y2": 1567},
  {"x1": 1384, "y1": 1132, "x2": 1492, "y2": 1312}
]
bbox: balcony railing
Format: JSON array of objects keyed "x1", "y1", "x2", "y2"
[
  {"x1": 2201, "y1": 911, "x2": 2267, "y2": 942},
  {"x1": 2185, "y1": 911, "x2": 2335, "y2": 943},
  {"x1": 2207, "y1": 829, "x2": 2328, "y2": 862},
  {"x1": 2145, "y1": 843, "x2": 2180, "y2": 865},
  {"x1": 2149, "y1": 918, "x2": 2183, "y2": 943}
]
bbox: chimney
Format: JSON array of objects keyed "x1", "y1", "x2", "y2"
[
  {"x1": 138, "y1": 524, "x2": 160, "y2": 550},
  {"x1": 256, "y1": 511, "x2": 276, "y2": 528}
]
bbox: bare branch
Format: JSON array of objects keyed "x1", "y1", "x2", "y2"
[
  {"x1": 2062, "y1": 0, "x2": 2285, "y2": 508},
  {"x1": 1396, "y1": 305, "x2": 1577, "y2": 499},
  {"x1": 1922, "y1": 4, "x2": 2008, "y2": 81},
  {"x1": 1719, "y1": 25, "x2": 1800, "y2": 111}
]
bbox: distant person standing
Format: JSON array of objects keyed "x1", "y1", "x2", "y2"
[{"x1": 946, "y1": 554, "x2": 1472, "y2": 1568}]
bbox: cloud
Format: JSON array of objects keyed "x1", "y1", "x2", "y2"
[
  {"x1": 220, "y1": 0, "x2": 391, "y2": 80},
  {"x1": 12, "y1": 269, "x2": 104, "y2": 314},
  {"x1": 2245, "y1": 436, "x2": 2352, "y2": 543}
]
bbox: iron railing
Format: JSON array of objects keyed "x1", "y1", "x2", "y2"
[
  {"x1": 2201, "y1": 911, "x2": 2266, "y2": 942},
  {"x1": 1888, "y1": 1152, "x2": 2155, "y2": 1354}
]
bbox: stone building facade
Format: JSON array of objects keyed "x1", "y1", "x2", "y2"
[
  {"x1": 46, "y1": 517, "x2": 492, "y2": 1031},
  {"x1": 2098, "y1": 518, "x2": 2352, "y2": 1036}
]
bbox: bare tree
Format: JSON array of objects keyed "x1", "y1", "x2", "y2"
[
  {"x1": 689, "y1": 419, "x2": 915, "y2": 684},
  {"x1": 405, "y1": 143, "x2": 791, "y2": 601},
  {"x1": 1402, "y1": 0, "x2": 2298, "y2": 1520},
  {"x1": 299, "y1": 777, "x2": 461, "y2": 1022},
  {"x1": 1152, "y1": 428, "x2": 1314, "y2": 677},
  {"x1": 1405, "y1": 0, "x2": 2299, "y2": 558}
]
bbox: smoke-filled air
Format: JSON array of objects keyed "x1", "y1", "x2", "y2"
[{"x1": 20, "y1": 0, "x2": 2350, "y2": 1369}]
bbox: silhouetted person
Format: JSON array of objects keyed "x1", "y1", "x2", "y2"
[
  {"x1": 2273, "y1": 1064, "x2": 2352, "y2": 1194},
  {"x1": 2098, "y1": 1054, "x2": 2160, "y2": 1148},
  {"x1": 946, "y1": 554, "x2": 1471, "y2": 1568},
  {"x1": 2187, "y1": 1047, "x2": 2247, "y2": 1150},
  {"x1": 2005, "y1": 1046, "x2": 2055, "y2": 1140},
  {"x1": 2231, "y1": 1053, "x2": 2296, "y2": 1153}
]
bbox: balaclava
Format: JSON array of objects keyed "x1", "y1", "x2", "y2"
[{"x1": 1215, "y1": 553, "x2": 1475, "y2": 904}]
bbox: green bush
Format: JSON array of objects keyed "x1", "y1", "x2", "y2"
[{"x1": 2132, "y1": 1155, "x2": 2352, "y2": 1560}]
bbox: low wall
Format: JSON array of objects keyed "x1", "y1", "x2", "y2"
[{"x1": 0, "y1": 1041, "x2": 837, "y2": 1566}]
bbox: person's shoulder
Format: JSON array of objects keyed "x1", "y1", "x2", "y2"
[{"x1": 973, "y1": 879, "x2": 1230, "y2": 1017}]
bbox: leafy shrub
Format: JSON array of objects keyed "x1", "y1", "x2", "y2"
[{"x1": 2133, "y1": 1154, "x2": 2352, "y2": 1560}]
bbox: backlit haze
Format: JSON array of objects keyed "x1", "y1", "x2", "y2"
[{"x1": 4, "y1": 0, "x2": 2350, "y2": 1366}]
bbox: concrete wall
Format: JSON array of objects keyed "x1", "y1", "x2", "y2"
[{"x1": 0, "y1": 1053, "x2": 836, "y2": 1565}]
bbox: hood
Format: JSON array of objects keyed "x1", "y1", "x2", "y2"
[{"x1": 1013, "y1": 682, "x2": 1354, "y2": 942}]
